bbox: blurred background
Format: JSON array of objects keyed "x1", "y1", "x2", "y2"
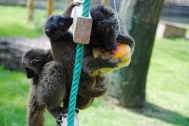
[{"x1": 0, "y1": 0, "x2": 189, "y2": 126}]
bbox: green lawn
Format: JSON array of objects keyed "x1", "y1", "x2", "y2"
[
  {"x1": 146, "y1": 38, "x2": 189, "y2": 126},
  {"x1": 182, "y1": 24, "x2": 189, "y2": 36},
  {"x1": 0, "y1": 5, "x2": 42, "y2": 38},
  {"x1": 0, "y1": 5, "x2": 189, "y2": 126},
  {"x1": 0, "y1": 5, "x2": 62, "y2": 38},
  {"x1": 1, "y1": 38, "x2": 189, "y2": 126}
]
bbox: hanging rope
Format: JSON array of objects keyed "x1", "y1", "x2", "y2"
[{"x1": 67, "y1": 0, "x2": 91, "y2": 126}]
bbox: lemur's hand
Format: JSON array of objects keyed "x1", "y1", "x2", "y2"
[
  {"x1": 117, "y1": 34, "x2": 135, "y2": 53},
  {"x1": 71, "y1": 1, "x2": 83, "y2": 7},
  {"x1": 95, "y1": 52, "x2": 121, "y2": 68},
  {"x1": 62, "y1": 1, "x2": 83, "y2": 17}
]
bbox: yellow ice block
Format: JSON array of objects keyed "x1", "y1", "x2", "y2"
[{"x1": 91, "y1": 43, "x2": 132, "y2": 76}]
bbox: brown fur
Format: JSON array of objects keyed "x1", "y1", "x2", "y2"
[
  {"x1": 22, "y1": 48, "x2": 67, "y2": 125},
  {"x1": 27, "y1": 84, "x2": 45, "y2": 126},
  {"x1": 45, "y1": 1, "x2": 109, "y2": 111}
]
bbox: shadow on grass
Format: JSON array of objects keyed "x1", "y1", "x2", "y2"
[{"x1": 132, "y1": 102, "x2": 189, "y2": 126}]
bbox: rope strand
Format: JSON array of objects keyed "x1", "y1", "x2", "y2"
[{"x1": 67, "y1": 0, "x2": 91, "y2": 126}]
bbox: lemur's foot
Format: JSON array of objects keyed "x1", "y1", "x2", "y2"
[
  {"x1": 56, "y1": 117, "x2": 62, "y2": 126},
  {"x1": 56, "y1": 110, "x2": 67, "y2": 126},
  {"x1": 56, "y1": 109, "x2": 79, "y2": 126}
]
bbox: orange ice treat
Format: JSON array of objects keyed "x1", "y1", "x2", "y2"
[{"x1": 91, "y1": 43, "x2": 132, "y2": 76}]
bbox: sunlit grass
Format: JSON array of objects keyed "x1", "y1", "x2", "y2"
[
  {"x1": 0, "y1": 67, "x2": 29, "y2": 126},
  {"x1": 0, "y1": 5, "x2": 62, "y2": 38},
  {"x1": 146, "y1": 38, "x2": 189, "y2": 125},
  {"x1": 0, "y1": 64, "x2": 176, "y2": 126},
  {"x1": 1, "y1": 38, "x2": 189, "y2": 126},
  {"x1": 183, "y1": 24, "x2": 189, "y2": 36}
]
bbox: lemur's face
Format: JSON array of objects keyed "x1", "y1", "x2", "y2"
[
  {"x1": 22, "y1": 49, "x2": 47, "y2": 78},
  {"x1": 97, "y1": 18, "x2": 119, "y2": 51},
  {"x1": 45, "y1": 15, "x2": 73, "y2": 40}
]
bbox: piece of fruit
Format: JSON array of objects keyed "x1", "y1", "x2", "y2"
[{"x1": 91, "y1": 43, "x2": 132, "y2": 76}]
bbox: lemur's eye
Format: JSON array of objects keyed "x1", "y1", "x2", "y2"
[
  {"x1": 59, "y1": 21, "x2": 64, "y2": 27},
  {"x1": 105, "y1": 28, "x2": 110, "y2": 34}
]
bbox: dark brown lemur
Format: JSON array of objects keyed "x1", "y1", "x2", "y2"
[
  {"x1": 22, "y1": 49, "x2": 53, "y2": 78},
  {"x1": 89, "y1": 4, "x2": 135, "y2": 52},
  {"x1": 22, "y1": 48, "x2": 68, "y2": 126},
  {"x1": 22, "y1": 48, "x2": 96, "y2": 126},
  {"x1": 82, "y1": 4, "x2": 135, "y2": 74},
  {"x1": 44, "y1": 1, "x2": 111, "y2": 124}
]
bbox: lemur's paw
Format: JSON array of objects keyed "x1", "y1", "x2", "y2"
[
  {"x1": 56, "y1": 109, "x2": 79, "y2": 126},
  {"x1": 71, "y1": 1, "x2": 83, "y2": 7},
  {"x1": 95, "y1": 52, "x2": 120, "y2": 68}
]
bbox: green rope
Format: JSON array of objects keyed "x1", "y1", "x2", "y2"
[{"x1": 67, "y1": 0, "x2": 91, "y2": 126}]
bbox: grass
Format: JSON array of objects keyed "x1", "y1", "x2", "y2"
[
  {"x1": 0, "y1": 5, "x2": 189, "y2": 126},
  {"x1": 146, "y1": 38, "x2": 189, "y2": 126},
  {"x1": 1, "y1": 37, "x2": 189, "y2": 126},
  {"x1": 0, "y1": 67, "x2": 29, "y2": 126},
  {"x1": 0, "y1": 5, "x2": 62, "y2": 38},
  {"x1": 0, "y1": 5, "x2": 43, "y2": 38},
  {"x1": 185, "y1": 25, "x2": 189, "y2": 36}
]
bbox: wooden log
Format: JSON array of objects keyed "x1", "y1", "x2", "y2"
[{"x1": 0, "y1": 37, "x2": 50, "y2": 71}]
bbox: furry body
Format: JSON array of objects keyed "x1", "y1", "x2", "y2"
[
  {"x1": 22, "y1": 49, "x2": 67, "y2": 126},
  {"x1": 90, "y1": 4, "x2": 135, "y2": 52},
  {"x1": 82, "y1": 5, "x2": 135, "y2": 74},
  {"x1": 44, "y1": 1, "x2": 109, "y2": 121}
]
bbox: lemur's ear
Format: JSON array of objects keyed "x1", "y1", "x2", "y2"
[{"x1": 30, "y1": 59, "x2": 42, "y2": 66}]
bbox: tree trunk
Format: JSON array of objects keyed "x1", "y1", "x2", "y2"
[
  {"x1": 0, "y1": 37, "x2": 50, "y2": 72},
  {"x1": 114, "y1": 0, "x2": 164, "y2": 108}
]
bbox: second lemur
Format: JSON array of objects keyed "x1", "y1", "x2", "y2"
[
  {"x1": 44, "y1": 1, "x2": 110, "y2": 124},
  {"x1": 22, "y1": 48, "x2": 67, "y2": 126}
]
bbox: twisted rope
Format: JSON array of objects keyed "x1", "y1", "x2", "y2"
[{"x1": 67, "y1": 0, "x2": 91, "y2": 126}]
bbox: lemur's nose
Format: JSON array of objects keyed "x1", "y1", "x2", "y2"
[
  {"x1": 45, "y1": 29, "x2": 51, "y2": 34},
  {"x1": 45, "y1": 29, "x2": 50, "y2": 32}
]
